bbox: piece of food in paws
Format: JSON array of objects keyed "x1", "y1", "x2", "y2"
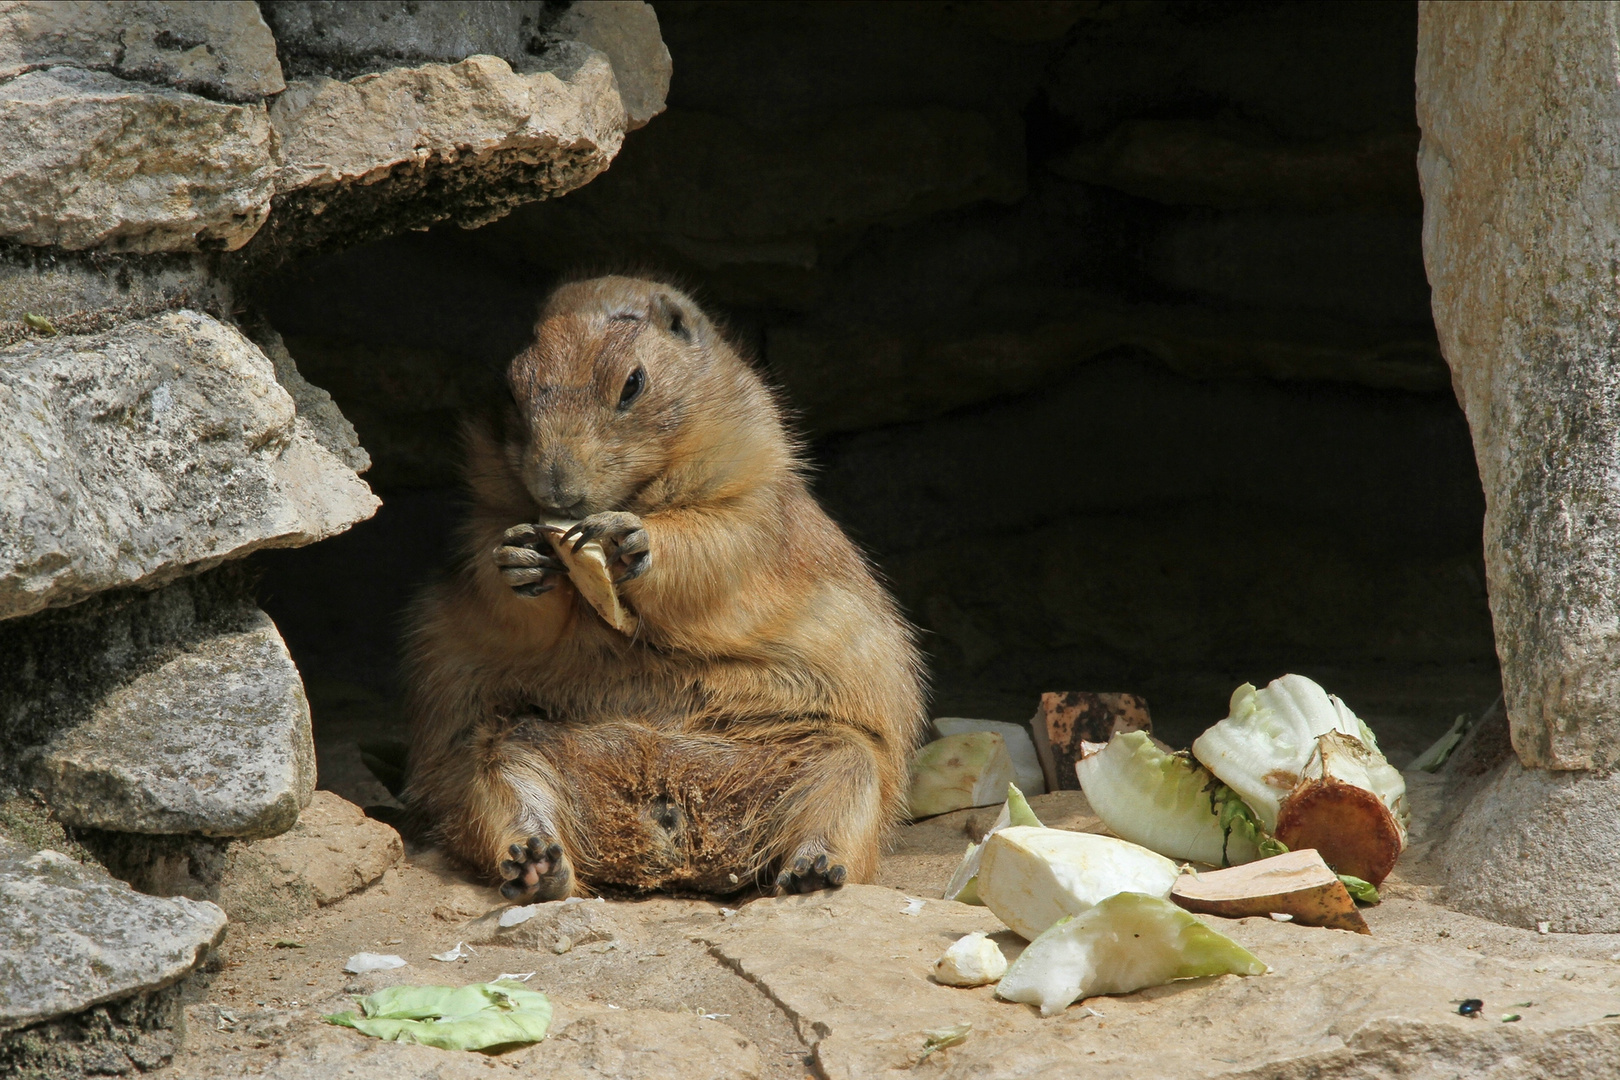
[{"x1": 538, "y1": 518, "x2": 637, "y2": 634}]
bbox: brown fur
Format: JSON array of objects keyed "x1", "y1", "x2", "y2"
[{"x1": 403, "y1": 276, "x2": 927, "y2": 896}]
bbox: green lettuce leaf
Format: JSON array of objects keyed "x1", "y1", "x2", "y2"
[{"x1": 326, "y1": 981, "x2": 552, "y2": 1052}]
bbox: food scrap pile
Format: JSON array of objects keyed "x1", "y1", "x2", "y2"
[{"x1": 910, "y1": 674, "x2": 1412, "y2": 1016}]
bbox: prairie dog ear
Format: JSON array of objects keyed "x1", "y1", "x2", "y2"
[{"x1": 652, "y1": 293, "x2": 696, "y2": 343}]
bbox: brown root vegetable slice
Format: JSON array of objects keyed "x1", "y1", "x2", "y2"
[
  {"x1": 1170, "y1": 849, "x2": 1369, "y2": 934},
  {"x1": 1273, "y1": 778, "x2": 1403, "y2": 886},
  {"x1": 539, "y1": 519, "x2": 638, "y2": 635}
]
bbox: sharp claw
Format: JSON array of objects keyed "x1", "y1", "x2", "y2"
[
  {"x1": 812, "y1": 854, "x2": 829, "y2": 874},
  {"x1": 514, "y1": 582, "x2": 555, "y2": 597}
]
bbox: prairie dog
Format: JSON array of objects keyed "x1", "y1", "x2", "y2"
[{"x1": 403, "y1": 276, "x2": 927, "y2": 898}]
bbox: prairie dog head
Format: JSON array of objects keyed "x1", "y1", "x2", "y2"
[{"x1": 498, "y1": 276, "x2": 786, "y2": 518}]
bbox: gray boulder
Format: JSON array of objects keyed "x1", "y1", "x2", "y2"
[
  {"x1": 0, "y1": 0, "x2": 285, "y2": 101},
  {"x1": 0, "y1": 67, "x2": 274, "y2": 252},
  {"x1": 0, "y1": 839, "x2": 226, "y2": 1035},
  {"x1": 0, "y1": 568, "x2": 315, "y2": 840},
  {"x1": 0, "y1": 309, "x2": 378, "y2": 623},
  {"x1": 34, "y1": 605, "x2": 316, "y2": 840}
]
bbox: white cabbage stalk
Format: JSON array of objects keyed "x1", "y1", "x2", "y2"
[
  {"x1": 910, "y1": 732, "x2": 1017, "y2": 819},
  {"x1": 1191, "y1": 674, "x2": 1369, "y2": 832},
  {"x1": 933, "y1": 717, "x2": 1046, "y2": 795},
  {"x1": 976, "y1": 826, "x2": 1179, "y2": 941},
  {"x1": 1075, "y1": 731, "x2": 1260, "y2": 867},
  {"x1": 933, "y1": 932, "x2": 1008, "y2": 987},
  {"x1": 996, "y1": 892, "x2": 1266, "y2": 1016},
  {"x1": 943, "y1": 784, "x2": 1042, "y2": 904}
]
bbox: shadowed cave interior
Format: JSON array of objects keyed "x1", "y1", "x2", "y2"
[{"x1": 248, "y1": 0, "x2": 1500, "y2": 810}]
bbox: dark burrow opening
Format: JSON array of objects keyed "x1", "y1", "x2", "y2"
[{"x1": 249, "y1": 1, "x2": 1499, "y2": 808}]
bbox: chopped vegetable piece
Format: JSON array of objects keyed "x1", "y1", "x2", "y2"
[
  {"x1": 934, "y1": 717, "x2": 1046, "y2": 795},
  {"x1": 1192, "y1": 675, "x2": 1408, "y2": 885},
  {"x1": 327, "y1": 981, "x2": 552, "y2": 1052},
  {"x1": 1170, "y1": 849, "x2": 1369, "y2": 933},
  {"x1": 1075, "y1": 731, "x2": 1261, "y2": 866},
  {"x1": 910, "y1": 733, "x2": 1016, "y2": 819},
  {"x1": 1409, "y1": 713, "x2": 1470, "y2": 773},
  {"x1": 537, "y1": 519, "x2": 637, "y2": 634},
  {"x1": 996, "y1": 892, "x2": 1266, "y2": 1016},
  {"x1": 976, "y1": 826, "x2": 1179, "y2": 941},
  {"x1": 943, "y1": 783, "x2": 1043, "y2": 904},
  {"x1": 1335, "y1": 873, "x2": 1380, "y2": 905},
  {"x1": 915, "y1": 1022, "x2": 972, "y2": 1065},
  {"x1": 933, "y1": 932, "x2": 1008, "y2": 986}
]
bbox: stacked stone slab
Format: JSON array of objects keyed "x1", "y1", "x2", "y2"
[
  {"x1": 1417, "y1": 1, "x2": 1620, "y2": 932},
  {"x1": 0, "y1": 0, "x2": 667, "y2": 1068}
]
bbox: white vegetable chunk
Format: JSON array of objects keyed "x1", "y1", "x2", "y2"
[
  {"x1": 1191, "y1": 674, "x2": 1367, "y2": 832},
  {"x1": 933, "y1": 717, "x2": 1046, "y2": 795},
  {"x1": 996, "y1": 892, "x2": 1266, "y2": 1016},
  {"x1": 910, "y1": 733, "x2": 1016, "y2": 819},
  {"x1": 942, "y1": 783, "x2": 1042, "y2": 904},
  {"x1": 976, "y1": 826, "x2": 1179, "y2": 941},
  {"x1": 933, "y1": 932, "x2": 1008, "y2": 987},
  {"x1": 1075, "y1": 731, "x2": 1260, "y2": 866}
]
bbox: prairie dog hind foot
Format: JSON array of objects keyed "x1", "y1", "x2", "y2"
[
  {"x1": 775, "y1": 842, "x2": 848, "y2": 895},
  {"x1": 500, "y1": 835, "x2": 574, "y2": 900}
]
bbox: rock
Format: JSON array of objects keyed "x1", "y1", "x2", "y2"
[
  {"x1": 701, "y1": 883, "x2": 1620, "y2": 1078},
  {"x1": 0, "y1": 0, "x2": 285, "y2": 101},
  {"x1": 261, "y1": 0, "x2": 670, "y2": 134},
  {"x1": 1442, "y1": 759, "x2": 1620, "y2": 933},
  {"x1": 255, "y1": 329, "x2": 371, "y2": 474},
  {"x1": 243, "y1": 791, "x2": 401, "y2": 908},
  {"x1": 0, "y1": 247, "x2": 226, "y2": 348},
  {"x1": 0, "y1": 309, "x2": 378, "y2": 623},
  {"x1": 0, "y1": 67, "x2": 273, "y2": 252},
  {"x1": 33, "y1": 601, "x2": 315, "y2": 839},
  {"x1": 464, "y1": 897, "x2": 621, "y2": 951},
  {"x1": 547, "y1": 1, "x2": 670, "y2": 130},
  {"x1": 261, "y1": 0, "x2": 550, "y2": 78},
  {"x1": 1030, "y1": 691, "x2": 1153, "y2": 793},
  {"x1": 0, "y1": 839, "x2": 226, "y2": 1035},
  {"x1": 1418, "y1": 2, "x2": 1620, "y2": 771},
  {"x1": 250, "y1": 50, "x2": 627, "y2": 262}
]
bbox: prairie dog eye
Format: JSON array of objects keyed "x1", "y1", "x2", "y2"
[{"x1": 618, "y1": 366, "x2": 645, "y2": 409}]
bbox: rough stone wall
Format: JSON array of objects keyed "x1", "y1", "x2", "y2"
[
  {"x1": 0, "y1": 0, "x2": 669, "y2": 1057},
  {"x1": 1417, "y1": 0, "x2": 1620, "y2": 772}
]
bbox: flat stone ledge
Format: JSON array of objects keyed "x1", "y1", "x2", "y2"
[
  {"x1": 35, "y1": 606, "x2": 316, "y2": 840},
  {"x1": 0, "y1": 839, "x2": 226, "y2": 1035}
]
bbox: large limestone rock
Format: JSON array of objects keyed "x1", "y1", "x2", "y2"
[
  {"x1": 0, "y1": 309, "x2": 377, "y2": 623},
  {"x1": 261, "y1": 0, "x2": 671, "y2": 129},
  {"x1": 1418, "y1": 2, "x2": 1620, "y2": 773},
  {"x1": 0, "y1": 568, "x2": 314, "y2": 839},
  {"x1": 34, "y1": 605, "x2": 315, "y2": 839},
  {"x1": 0, "y1": 840, "x2": 226, "y2": 1035},
  {"x1": 254, "y1": 48, "x2": 631, "y2": 259},
  {"x1": 0, "y1": 0, "x2": 285, "y2": 101},
  {"x1": 270, "y1": 50, "x2": 624, "y2": 197},
  {"x1": 0, "y1": 67, "x2": 274, "y2": 252}
]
